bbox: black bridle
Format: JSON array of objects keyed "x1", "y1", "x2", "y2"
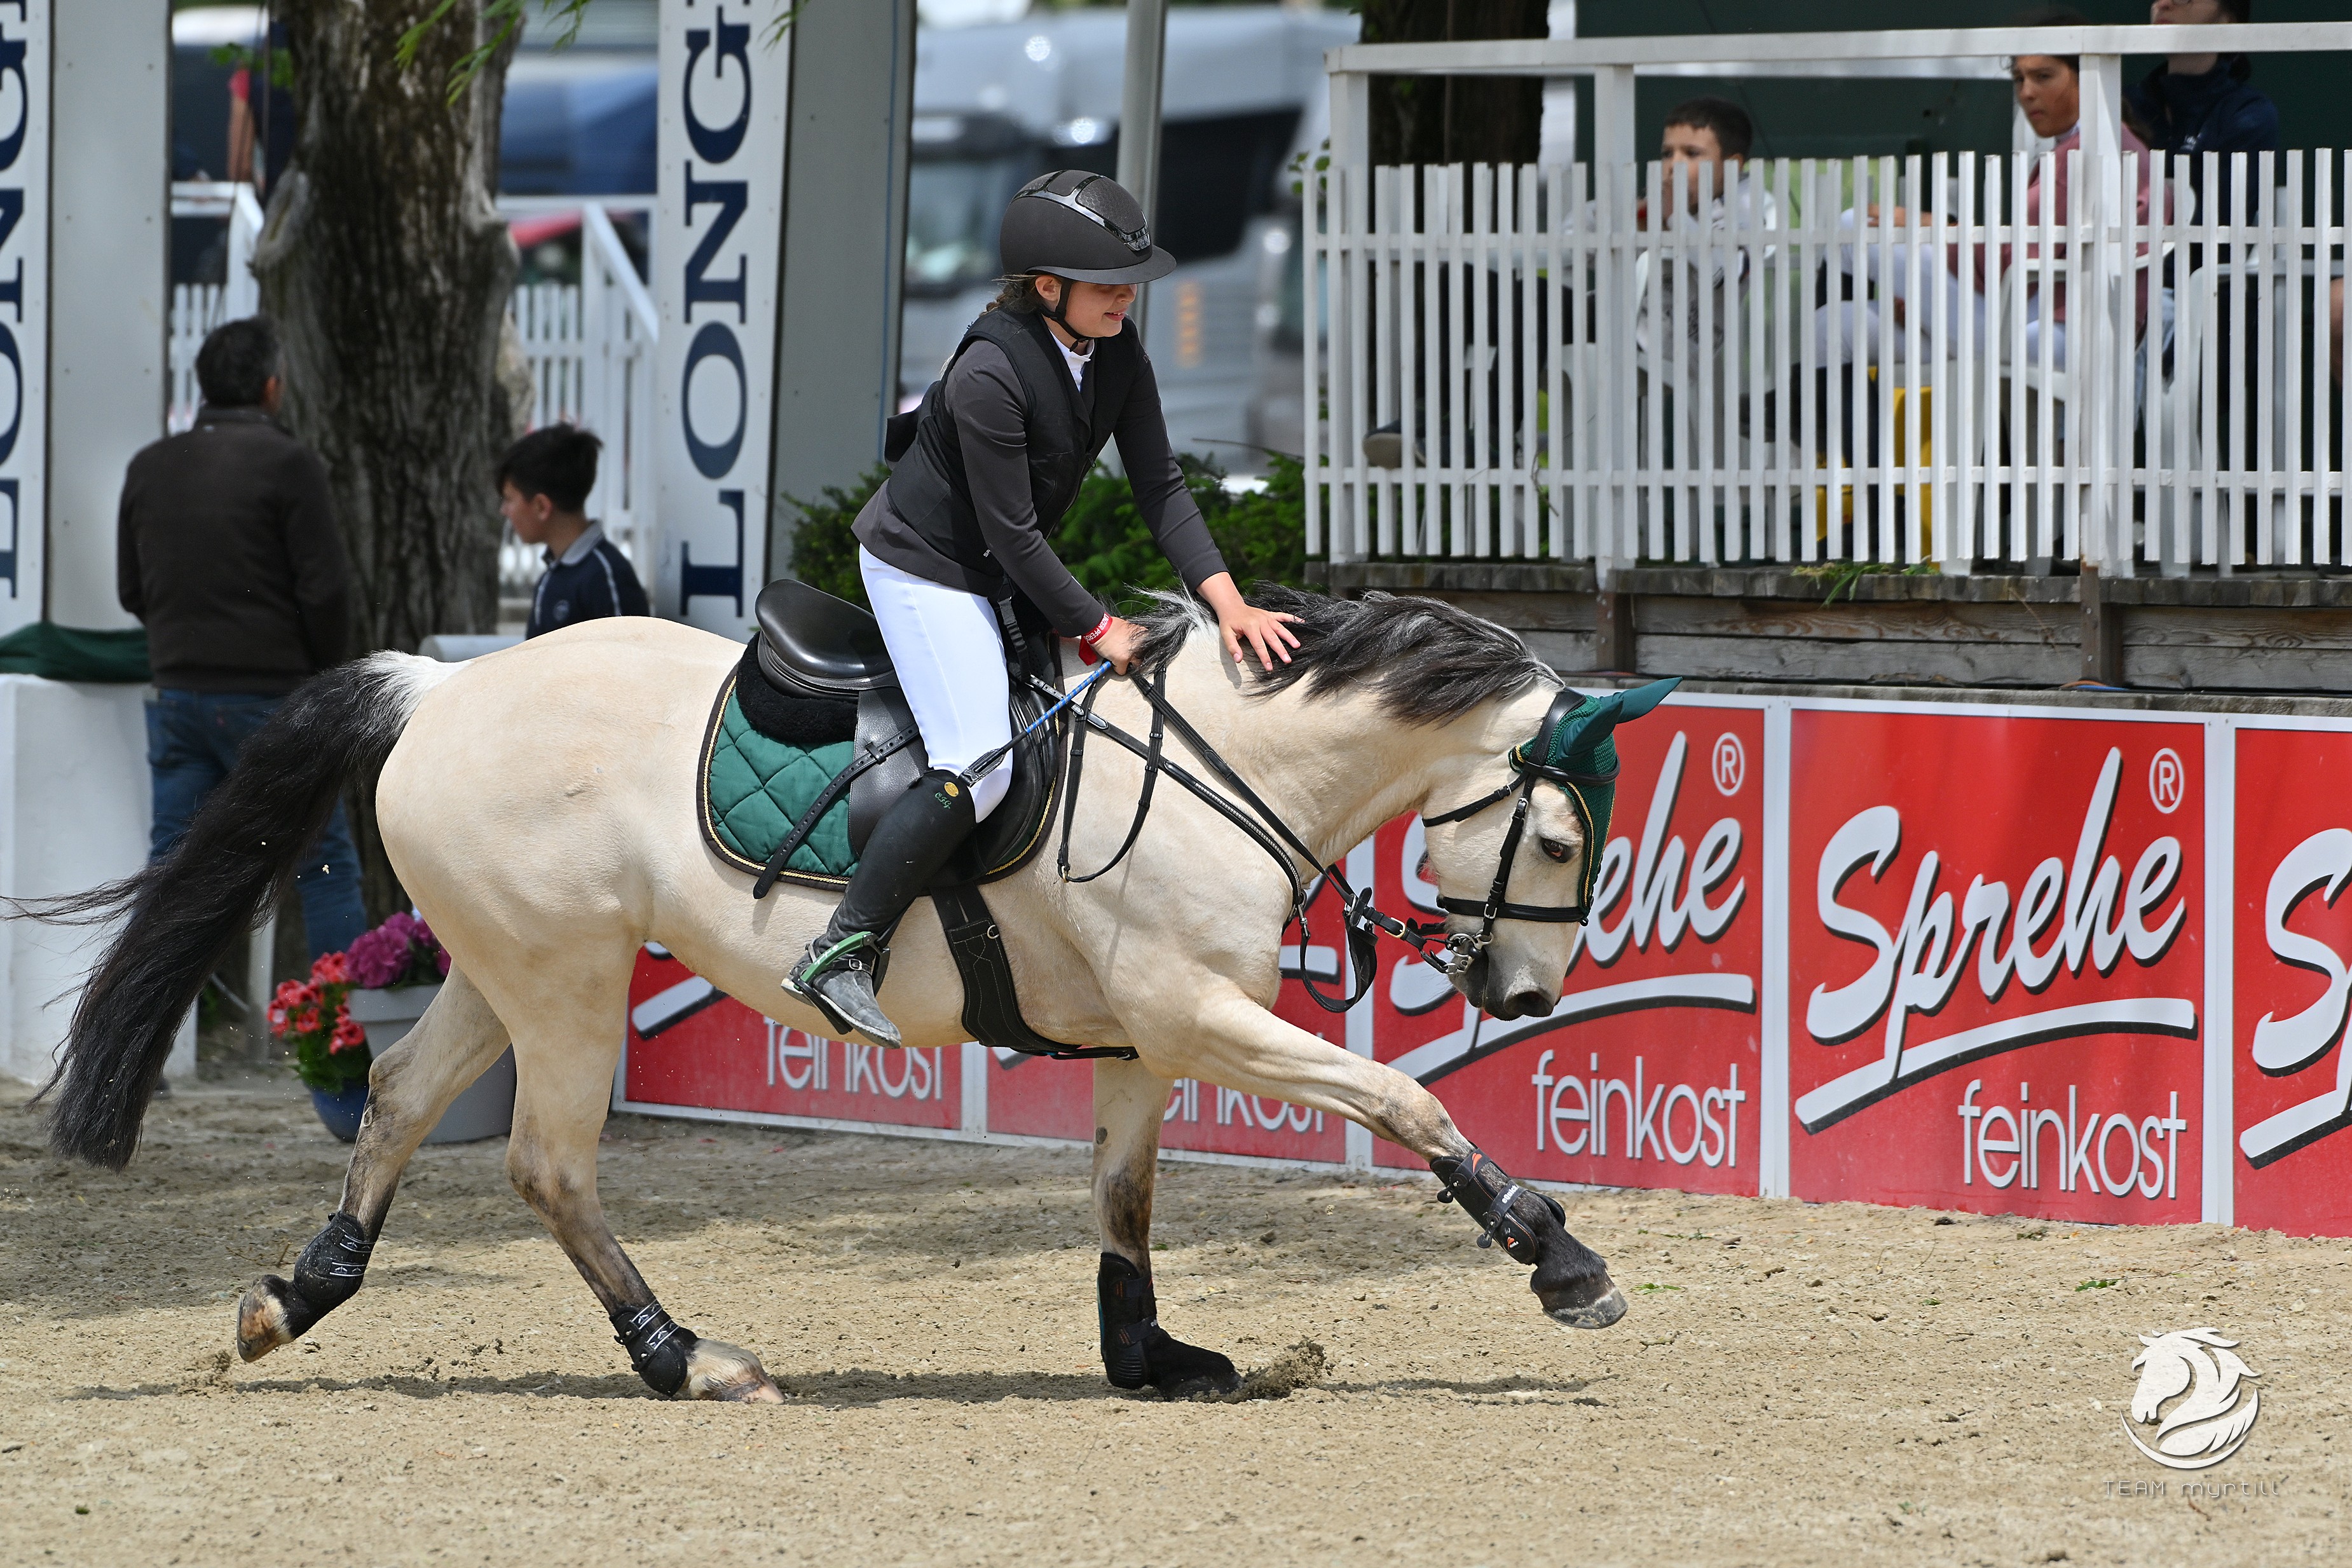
[{"x1": 1042, "y1": 671, "x2": 1606, "y2": 1014}]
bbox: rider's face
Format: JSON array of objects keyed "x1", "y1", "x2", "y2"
[{"x1": 1036, "y1": 277, "x2": 1137, "y2": 341}]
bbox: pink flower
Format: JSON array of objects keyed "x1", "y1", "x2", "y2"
[{"x1": 310, "y1": 951, "x2": 350, "y2": 986}]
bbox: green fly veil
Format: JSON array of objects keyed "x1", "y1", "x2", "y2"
[{"x1": 1512, "y1": 677, "x2": 1683, "y2": 913}]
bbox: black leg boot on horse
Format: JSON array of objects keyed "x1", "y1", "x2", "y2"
[
  {"x1": 1098, "y1": 1252, "x2": 1240, "y2": 1398},
  {"x1": 1433, "y1": 1147, "x2": 1627, "y2": 1330},
  {"x1": 784, "y1": 768, "x2": 977, "y2": 1047}
]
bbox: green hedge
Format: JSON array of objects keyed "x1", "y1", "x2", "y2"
[{"x1": 783, "y1": 451, "x2": 1311, "y2": 613}]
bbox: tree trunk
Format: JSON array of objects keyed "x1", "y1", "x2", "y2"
[
  {"x1": 1361, "y1": 0, "x2": 1548, "y2": 168},
  {"x1": 253, "y1": 2, "x2": 518, "y2": 922}
]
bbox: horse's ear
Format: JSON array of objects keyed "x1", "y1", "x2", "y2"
[{"x1": 1613, "y1": 676, "x2": 1682, "y2": 725}]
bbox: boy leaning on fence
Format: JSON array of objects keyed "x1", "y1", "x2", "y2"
[{"x1": 496, "y1": 425, "x2": 650, "y2": 639}]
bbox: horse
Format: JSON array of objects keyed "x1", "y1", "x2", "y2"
[{"x1": 38, "y1": 587, "x2": 1657, "y2": 1401}]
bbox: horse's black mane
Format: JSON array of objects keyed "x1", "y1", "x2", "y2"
[{"x1": 1130, "y1": 584, "x2": 1554, "y2": 725}]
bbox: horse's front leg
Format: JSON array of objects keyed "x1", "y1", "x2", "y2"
[
  {"x1": 1149, "y1": 988, "x2": 1627, "y2": 1332},
  {"x1": 1090, "y1": 1056, "x2": 1241, "y2": 1398}
]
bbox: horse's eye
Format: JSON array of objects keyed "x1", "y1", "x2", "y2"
[
  {"x1": 1415, "y1": 851, "x2": 1432, "y2": 883},
  {"x1": 1538, "y1": 837, "x2": 1571, "y2": 864}
]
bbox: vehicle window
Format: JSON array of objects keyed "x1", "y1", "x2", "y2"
[
  {"x1": 905, "y1": 153, "x2": 1038, "y2": 295},
  {"x1": 1156, "y1": 109, "x2": 1299, "y2": 263}
]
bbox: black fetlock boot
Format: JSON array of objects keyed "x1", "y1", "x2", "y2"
[
  {"x1": 1433, "y1": 1147, "x2": 1627, "y2": 1330},
  {"x1": 784, "y1": 768, "x2": 976, "y2": 1048},
  {"x1": 1098, "y1": 1251, "x2": 1241, "y2": 1398}
]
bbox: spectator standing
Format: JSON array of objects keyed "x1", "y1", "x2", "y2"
[
  {"x1": 496, "y1": 426, "x2": 649, "y2": 639},
  {"x1": 117, "y1": 316, "x2": 366, "y2": 961}
]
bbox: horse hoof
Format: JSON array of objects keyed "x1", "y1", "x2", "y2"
[
  {"x1": 1547, "y1": 1284, "x2": 1629, "y2": 1332},
  {"x1": 685, "y1": 1338, "x2": 786, "y2": 1402},
  {"x1": 235, "y1": 1276, "x2": 301, "y2": 1362},
  {"x1": 1153, "y1": 1344, "x2": 1242, "y2": 1400}
]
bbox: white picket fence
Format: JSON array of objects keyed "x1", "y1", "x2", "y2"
[
  {"x1": 165, "y1": 190, "x2": 658, "y2": 602},
  {"x1": 499, "y1": 206, "x2": 659, "y2": 599},
  {"x1": 1306, "y1": 149, "x2": 2351, "y2": 576},
  {"x1": 166, "y1": 183, "x2": 264, "y2": 430}
]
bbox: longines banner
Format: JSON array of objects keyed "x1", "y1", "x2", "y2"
[
  {"x1": 653, "y1": 0, "x2": 786, "y2": 636},
  {"x1": 615, "y1": 693, "x2": 2352, "y2": 1237},
  {"x1": 0, "y1": 1, "x2": 47, "y2": 635}
]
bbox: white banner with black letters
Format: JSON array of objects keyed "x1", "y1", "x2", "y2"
[
  {"x1": 654, "y1": 0, "x2": 787, "y2": 634},
  {"x1": 0, "y1": 0, "x2": 48, "y2": 634}
]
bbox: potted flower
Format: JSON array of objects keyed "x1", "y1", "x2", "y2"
[
  {"x1": 271, "y1": 951, "x2": 372, "y2": 1140},
  {"x1": 343, "y1": 913, "x2": 514, "y2": 1143}
]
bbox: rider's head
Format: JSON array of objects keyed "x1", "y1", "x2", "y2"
[{"x1": 994, "y1": 171, "x2": 1175, "y2": 343}]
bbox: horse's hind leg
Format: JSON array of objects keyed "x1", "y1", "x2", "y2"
[
  {"x1": 1091, "y1": 1057, "x2": 1241, "y2": 1398},
  {"x1": 501, "y1": 989, "x2": 783, "y2": 1402},
  {"x1": 238, "y1": 967, "x2": 511, "y2": 1360}
]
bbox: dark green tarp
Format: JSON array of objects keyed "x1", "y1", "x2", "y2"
[{"x1": 0, "y1": 624, "x2": 151, "y2": 683}]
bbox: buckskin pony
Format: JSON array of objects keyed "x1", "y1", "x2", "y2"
[{"x1": 37, "y1": 587, "x2": 1669, "y2": 1401}]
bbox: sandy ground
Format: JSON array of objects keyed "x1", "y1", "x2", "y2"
[{"x1": 1, "y1": 1073, "x2": 2344, "y2": 1567}]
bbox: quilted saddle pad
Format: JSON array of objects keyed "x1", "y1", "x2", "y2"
[{"x1": 699, "y1": 673, "x2": 857, "y2": 889}]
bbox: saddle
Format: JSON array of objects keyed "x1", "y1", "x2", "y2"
[
  {"x1": 698, "y1": 579, "x2": 1122, "y2": 1060},
  {"x1": 701, "y1": 578, "x2": 1066, "y2": 890}
]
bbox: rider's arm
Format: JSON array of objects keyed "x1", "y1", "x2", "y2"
[
  {"x1": 1109, "y1": 352, "x2": 1227, "y2": 596},
  {"x1": 952, "y1": 341, "x2": 1114, "y2": 639}
]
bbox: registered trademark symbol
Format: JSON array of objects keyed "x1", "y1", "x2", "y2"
[
  {"x1": 1711, "y1": 733, "x2": 1746, "y2": 797},
  {"x1": 2149, "y1": 748, "x2": 2185, "y2": 815}
]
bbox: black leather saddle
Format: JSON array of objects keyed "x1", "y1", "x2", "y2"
[{"x1": 749, "y1": 578, "x2": 1064, "y2": 887}]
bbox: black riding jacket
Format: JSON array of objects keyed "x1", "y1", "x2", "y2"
[{"x1": 852, "y1": 307, "x2": 1226, "y2": 638}]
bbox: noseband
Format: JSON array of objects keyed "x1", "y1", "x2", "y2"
[{"x1": 1043, "y1": 672, "x2": 1606, "y2": 1012}]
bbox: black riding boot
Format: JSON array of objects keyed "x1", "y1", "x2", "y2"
[{"x1": 784, "y1": 768, "x2": 976, "y2": 1048}]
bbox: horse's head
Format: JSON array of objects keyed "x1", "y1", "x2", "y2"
[
  {"x1": 2129, "y1": 1333, "x2": 2202, "y2": 1423},
  {"x1": 1420, "y1": 678, "x2": 1681, "y2": 1019}
]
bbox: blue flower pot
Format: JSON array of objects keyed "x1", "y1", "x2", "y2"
[{"x1": 310, "y1": 1083, "x2": 370, "y2": 1142}]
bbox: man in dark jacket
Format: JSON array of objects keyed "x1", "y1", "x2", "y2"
[{"x1": 117, "y1": 316, "x2": 367, "y2": 960}]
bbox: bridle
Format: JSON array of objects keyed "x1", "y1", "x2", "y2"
[
  {"x1": 1042, "y1": 672, "x2": 1611, "y2": 1014},
  {"x1": 1411, "y1": 684, "x2": 1617, "y2": 964}
]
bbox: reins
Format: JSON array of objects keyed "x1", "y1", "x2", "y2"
[{"x1": 1029, "y1": 665, "x2": 1604, "y2": 1015}]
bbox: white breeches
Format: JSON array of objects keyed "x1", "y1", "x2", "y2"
[{"x1": 858, "y1": 547, "x2": 1015, "y2": 822}]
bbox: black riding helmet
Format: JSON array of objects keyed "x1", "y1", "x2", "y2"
[{"x1": 999, "y1": 170, "x2": 1177, "y2": 288}]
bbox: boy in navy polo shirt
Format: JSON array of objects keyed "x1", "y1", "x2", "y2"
[{"x1": 497, "y1": 425, "x2": 650, "y2": 637}]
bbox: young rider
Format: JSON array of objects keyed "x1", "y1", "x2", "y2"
[{"x1": 785, "y1": 170, "x2": 1301, "y2": 1048}]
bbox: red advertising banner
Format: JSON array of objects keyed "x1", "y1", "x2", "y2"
[
  {"x1": 1787, "y1": 709, "x2": 2204, "y2": 1222},
  {"x1": 2232, "y1": 725, "x2": 2352, "y2": 1234},
  {"x1": 1372, "y1": 700, "x2": 1767, "y2": 1197},
  {"x1": 621, "y1": 945, "x2": 960, "y2": 1129}
]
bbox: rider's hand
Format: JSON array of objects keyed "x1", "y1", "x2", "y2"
[
  {"x1": 1198, "y1": 573, "x2": 1302, "y2": 672},
  {"x1": 1091, "y1": 617, "x2": 1144, "y2": 674}
]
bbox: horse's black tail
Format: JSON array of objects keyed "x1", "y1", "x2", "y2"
[{"x1": 28, "y1": 653, "x2": 456, "y2": 1168}]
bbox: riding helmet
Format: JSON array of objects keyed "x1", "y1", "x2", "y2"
[{"x1": 998, "y1": 170, "x2": 1176, "y2": 285}]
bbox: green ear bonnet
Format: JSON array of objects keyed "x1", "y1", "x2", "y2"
[{"x1": 1509, "y1": 677, "x2": 1682, "y2": 911}]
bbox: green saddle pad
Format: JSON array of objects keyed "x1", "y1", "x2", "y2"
[{"x1": 699, "y1": 678, "x2": 858, "y2": 887}]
